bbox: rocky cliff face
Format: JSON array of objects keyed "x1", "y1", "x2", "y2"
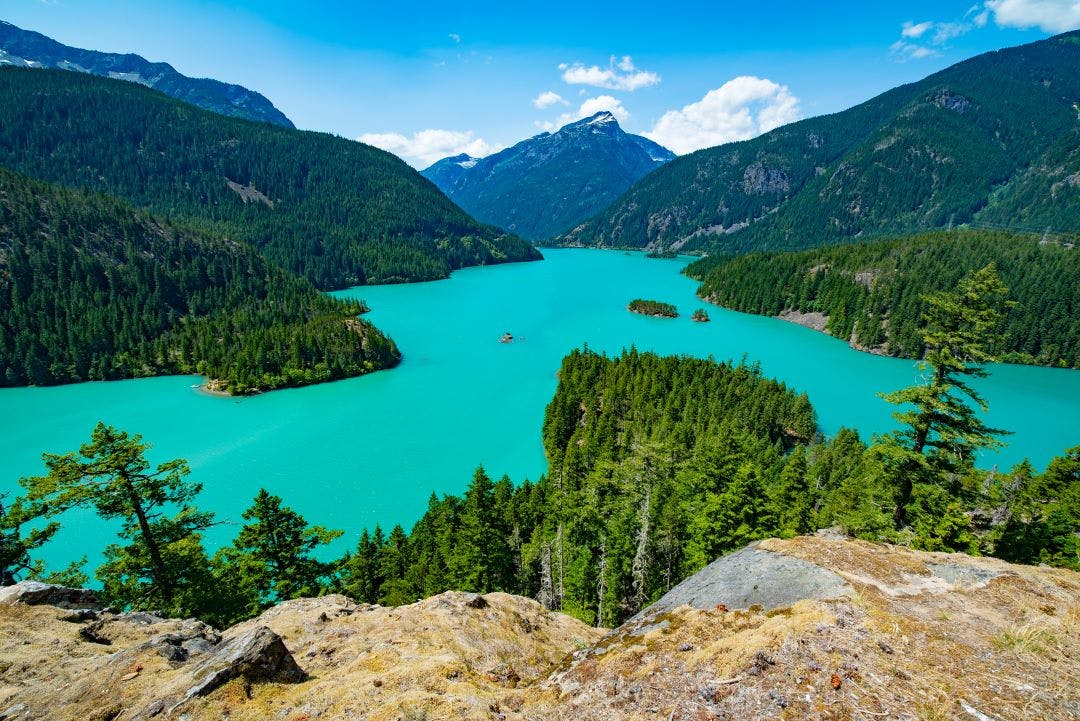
[
  {"x1": 0, "y1": 20, "x2": 294, "y2": 127},
  {"x1": 1, "y1": 536, "x2": 1077, "y2": 720}
]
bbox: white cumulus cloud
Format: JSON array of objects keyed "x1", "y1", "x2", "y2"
[
  {"x1": 984, "y1": 0, "x2": 1080, "y2": 32},
  {"x1": 537, "y1": 95, "x2": 629, "y2": 132},
  {"x1": 532, "y1": 91, "x2": 568, "y2": 109},
  {"x1": 644, "y1": 76, "x2": 801, "y2": 155},
  {"x1": 559, "y1": 55, "x2": 660, "y2": 91},
  {"x1": 357, "y1": 129, "x2": 499, "y2": 168}
]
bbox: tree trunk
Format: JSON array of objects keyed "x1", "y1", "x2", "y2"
[{"x1": 123, "y1": 477, "x2": 172, "y2": 602}]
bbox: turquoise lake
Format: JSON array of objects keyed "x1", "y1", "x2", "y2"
[{"x1": 3, "y1": 248, "x2": 1079, "y2": 571}]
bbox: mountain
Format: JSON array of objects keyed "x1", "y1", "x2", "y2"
[
  {"x1": 686, "y1": 228, "x2": 1080, "y2": 368},
  {"x1": 4, "y1": 535, "x2": 1078, "y2": 720},
  {"x1": 0, "y1": 20, "x2": 294, "y2": 128},
  {"x1": 558, "y1": 31, "x2": 1080, "y2": 253},
  {"x1": 422, "y1": 152, "x2": 480, "y2": 190},
  {"x1": 0, "y1": 67, "x2": 540, "y2": 288},
  {"x1": 0, "y1": 166, "x2": 400, "y2": 393},
  {"x1": 423, "y1": 111, "x2": 675, "y2": 241}
]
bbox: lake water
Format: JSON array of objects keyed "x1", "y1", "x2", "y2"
[{"x1": 3, "y1": 249, "x2": 1079, "y2": 572}]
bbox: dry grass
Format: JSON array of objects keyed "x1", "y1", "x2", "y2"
[
  {"x1": 992, "y1": 622, "x2": 1058, "y2": 655},
  {"x1": 2, "y1": 537, "x2": 1078, "y2": 721}
]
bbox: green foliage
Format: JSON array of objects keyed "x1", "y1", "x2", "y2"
[
  {"x1": 627, "y1": 299, "x2": 678, "y2": 318},
  {"x1": 875, "y1": 265, "x2": 1012, "y2": 533},
  {"x1": 231, "y1": 489, "x2": 343, "y2": 605},
  {"x1": 560, "y1": 31, "x2": 1080, "y2": 253},
  {"x1": 18, "y1": 422, "x2": 217, "y2": 616},
  {"x1": 687, "y1": 229, "x2": 1080, "y2": 368},
  {"x1": 0, "y1": 166, "x2": 401, "y2": 392},
  {"x1": 333, "y1": 349, "x2": 840, "y2": 626},
  {"x1": 0, "y1": 67, "x2": 540, "y2": 289},
  {"x1": 0, "y1": 494, "x2": 58, "y2": 584},
  {"x1": 994, "y1": 447, "x2": 1080, "y2": 570}
]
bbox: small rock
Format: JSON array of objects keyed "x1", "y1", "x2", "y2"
[
  {"x1": 678, "y1": 642, "x2": 694, "y2": 652},
  {"x1": 59, "y1": 608, "x2": 100, "y2": 623},
  {"x1": 746, "y1": 650, "x2": 775, "y2": 676},
  {"x1": 830, "y1": 673, "x2": 842, "y2": 690},
  {"x1": 767, "y1": 689, "x2": 788, "y2": 708},
  {"x1": 79, "y1": 622, "x2": 111, "y2": 646},
  {"x1": 156, "y1": 643, "x2": 188, "y2": 663},
  {"x1": 139, "y1": 699, "x2": 165, "y2": 718},
  {"x1": 0, "y1": 704, "x2": 27, "y2": 720},
  {"x1": 372, "y1": 679, "x2": 383, "y2": 688},
  {"x1": 463, "y1": 593, "x2": 489, "y2": 609},
  {"x1": 0, "y1": 581, "x2": 100, "y2": 610},
  {"x1": 877, "y1": 640, "x2": 895, "y2": 654}
]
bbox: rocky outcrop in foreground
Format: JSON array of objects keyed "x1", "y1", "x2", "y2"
[{"x1": 1, "y1": 536, "x2": 1077, "y2": 720}]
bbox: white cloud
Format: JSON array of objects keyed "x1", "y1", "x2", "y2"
[
  {"x1": 537, "y1": 95, "x2": 629, "y2": 132},
  {"x1": 891, "y1": 39, "x2": 941, "y2": 60},
  {"x1": 357, "y1": 129, "x2": 499, "y2": 168},
  {"x1": 532, "y1": 90, "x2": 568, "y2": 109},
  {"x1": 558, "y1": 55, "x2": 660, "y2": 91},
  {"x1": 644, "y1": 76, "x2": 801, "y2": 155},
  {"x1": 448, "y1": 33, "x2": 461, "y2": 43},
  {"x1": 984, "y1": 0, "x2": 1080, "y2": 32},
  {"x1": 896, "y1": 2, "x2": 1079, "y2": 61},
  {"x1": 902, "y1": 21, "x2": 934, "y2": 38},
  {"x1": 892, "y1": 16, "x2": 976, "y2": 60}
]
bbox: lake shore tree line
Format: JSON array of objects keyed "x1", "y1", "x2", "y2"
[{"x1": 2, "y1": 266, "x2": 1077, "y2": 629}]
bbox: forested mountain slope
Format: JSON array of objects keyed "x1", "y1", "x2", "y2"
[
  {"x1": 423, "y1": 112, "x2": 674, "y2": 241},
  {"x1": 0, "y1": 68, "x2": 540, "y2": 289},
  {"x1": 0, "y1": 20, "x2": 294, "y2": 127},
  {"x1": 687, "y1": 229, "x2": 1080, "y2": 367},
  {"x1": 0, "y1": 167, "x2": 399, "y2": 393},
  {"x1": 559, "y1": 31, "x2": 1080, "y2": 253}
]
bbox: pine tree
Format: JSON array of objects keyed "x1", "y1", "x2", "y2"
[
  {"x1": 232, "y1": 489, "x2": 342, "y2": 603},
  {"x1": 449, "y1": 467, "x2": 511, "y2": 592},
  {"x1": 19, "y1": 422, "x2": 214, "y2": 612},
  {"x1": 0, "y1": 494, "x2": 58, "y2": 584},
  {"x1": 875, "y1": 264, "x2": 1013, "y2": 527}
]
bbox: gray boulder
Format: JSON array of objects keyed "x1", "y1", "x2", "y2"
[
  {"x1": 0, "y1": 581, "x2": 100, "y2": 610},
  {"x1": 182, "y1": 626, "x2": 306, "y2": 700},
  {"x1": 633, "y1": 542, "x2": 851, "y2": 621}
]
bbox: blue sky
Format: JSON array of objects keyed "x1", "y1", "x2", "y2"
[{"x1": 4, "y1": 0, "x2": 1078, "y2": 166}]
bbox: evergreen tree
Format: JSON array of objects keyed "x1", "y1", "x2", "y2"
[
  {"x1": 875, "y1": 264, "x2": 1013, "y2": 529},
  {"x1": 0, "y1": 494, "x2": 57, "y2": 585},
  {"x1": 18, "y1": 422, "x2": 215, "y2": 615},
  {"x1": 232, "y1": 489, "x2": 342, "y2": 604}
]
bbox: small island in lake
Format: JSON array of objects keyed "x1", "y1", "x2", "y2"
[
  {"x1": 628, "y1": 299, "x2": 678, "y2": 318},
  {"x1": 691, "y1": 308, "x2": 711, "y2": 322}
]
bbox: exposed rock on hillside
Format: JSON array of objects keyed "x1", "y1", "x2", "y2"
[{"x1": 1, "y1": 537, "x2": 1077, "y2": 720}]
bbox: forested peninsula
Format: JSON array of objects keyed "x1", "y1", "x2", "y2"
[
  {"x1": 0, "y1": 167, "x2": 400, "y2": 393},
  {"x1": 687, "y1": 229, "x2": 1080, "y2": 368}
]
